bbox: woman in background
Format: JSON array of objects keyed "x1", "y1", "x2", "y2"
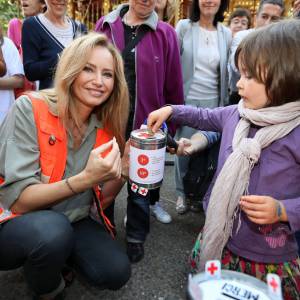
[
  {"x1": 7, "y1": 0, "x2": 46, "y2": 97},
  {"x1": 174, "y1": 0, "x2": 231, "y2": 214},
  {"x1": 22, "y1": 0, "x2": 86, "y2": 90}
]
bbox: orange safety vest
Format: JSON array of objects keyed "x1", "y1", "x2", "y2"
[{"x1": 0, "y1": 95, "x2": 115, "y2": 237}]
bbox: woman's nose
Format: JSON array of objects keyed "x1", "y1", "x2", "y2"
[{"x1": 93, "y1": 73, "x2": 103, "y2": 86}]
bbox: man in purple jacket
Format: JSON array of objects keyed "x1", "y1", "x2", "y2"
[{"x1": 95, "y1": 0, "x2": 184, "y2": 263}]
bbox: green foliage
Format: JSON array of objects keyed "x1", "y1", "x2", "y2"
[{"x1": 0, "y1": 0, "x2": 20, "y2": 32}]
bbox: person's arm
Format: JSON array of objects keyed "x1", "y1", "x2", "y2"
[
  {"x1": 0, "y1": 75, "x2": 24, "y2": 89},
  {"x1": 0, "y1": 37, "x2": 25, "y2": 90},
  {"x1": 0, "y1": 47, "x2": 6, "y2": 76},
  {"x1": 294, "y1": 0, "x2": 300, "y2": 18},
  {"x1": 175, "y1": 19, "x2": 185, "y2": 54},
  {"x1": 22, "y1": 17, "x2": 59, "y2": 82},
  {"x1": 230, "y1": 31, "x2": 243, "y2": 74},
  {"x1": 11, "y1": 138, "x2": 122, "y2": 214},
  {"x1": 0, "y1": 96, "x2": 122, "y2": 214},
  {"x1": 148, "y1": 105, "x2": 229, "y2": 134},
  {"x1": 176, "y1": 132, "x2": 209, "y2": 156}
]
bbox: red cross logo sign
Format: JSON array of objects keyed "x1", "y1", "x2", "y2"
[
  {"x1": 138, "y1": 187, "x2": 148, "y2": 196},
  {"x1": 131, "y1": 183, "x2": 138, "y2": 193},
  {"x1": 267, "y1": 274, "x2": 282, "y2": 298},
  {"x1": 138, "y1": 154, "x2": 149, "y2": 166},
  {"x1": 205, "y1": 260, "x2": 221, "y2": 280},
  {"x1": 137, "y1": 168, "x2": 149, "y2": 179},
  {"x1": 270, "y1": 278, "x2": 278, "y2": 292},
  {"x1": 207, "y1": 262, "x2": 218, "y2": 275}
]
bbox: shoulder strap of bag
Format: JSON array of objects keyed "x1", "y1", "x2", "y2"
[{"x1": 122, "y1": 25, "x2": 149, "y2": 59}]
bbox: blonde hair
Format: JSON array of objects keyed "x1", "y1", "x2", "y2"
[
  {"x1": 156, "y1": 0, "x2": 177, "y2": 25},
  {"x1": 42, "y1": 33, "x2": 129, "y2": 151}
]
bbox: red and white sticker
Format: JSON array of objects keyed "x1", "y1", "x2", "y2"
[
  {"x1": 138, "y1": 187, "x2": 148, "y2": 196},
  {"x1": 129, "y1": 147, "x2": 165, "y2": 185},
  {"x1": 138, "y1": 154, "x2": 149, "y2": 166},
  {"x1": 267, "y1": 274, "x2": 282, "y2": 299},
  {"x1": 131, "y1": 183, "x2": 138, "y2": 193},
  {"x1": 205, "y1": 260, "x2": 221, "y2": 280}
]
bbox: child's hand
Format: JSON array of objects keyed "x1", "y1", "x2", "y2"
[
  {"x1": 147, "y1": 106, "x2": 173, "y2": 133},
  {"x1": 121, "y1": 140, "x2": 130, "y2": 180},
  {"x1": 240, "y1": 195, "x2": 288, "y2": 224}
]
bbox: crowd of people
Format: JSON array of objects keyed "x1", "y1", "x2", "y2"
[{"x1": 0, "y1": 0, "x2": 300, "y2": 299}]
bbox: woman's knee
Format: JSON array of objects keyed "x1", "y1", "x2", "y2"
[
  {"x1": 23, "y1": 211, "x2": 74, "y2": 262},
  {"x1": 105, "y1": 254, "x2": 131, "y2": 290},
  {"x1": 88, "y1": 253, "x2": 131, "y2": 290}
]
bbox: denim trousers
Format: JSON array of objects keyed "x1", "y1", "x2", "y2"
[
  {"x1": 0, "y1": 210, "x2": 131, "y2": 297},
  {"x1": 126, "y1": 183, "x2": 160, "y2": 243}
]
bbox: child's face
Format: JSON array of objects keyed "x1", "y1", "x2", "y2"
[{"x1": 237, "y1": 65, "x2": 269, "y2": 110}]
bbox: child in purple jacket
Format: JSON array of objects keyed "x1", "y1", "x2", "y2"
[{"x1": 147, "y1": 19, "x2": 300, "y2": 299}]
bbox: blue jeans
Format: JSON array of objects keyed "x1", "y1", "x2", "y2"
[
  {"x1": 0, "y1": 211, "x2": 131, "y2": 297},
  {"x1": 126, "y1": 183, "x2": 160, "y2": 243}
]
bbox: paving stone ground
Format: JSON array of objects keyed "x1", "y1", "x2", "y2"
[{"x1": 0, "y1": 165, "x2": 205, "y2": 300}]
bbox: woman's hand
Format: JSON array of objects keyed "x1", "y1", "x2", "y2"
[
  {"x1": 121, "y1": 140, "x2": 130, "y2": 180},
  {"x1": 147, "y1": 106, "x2": 173, "y2": 133},
  {"x1": 240, "y1": 195, "x2": 288, "y2": 225},
  {"x1": 81, "y1": 138, "x2": 122, "y2": 187}
]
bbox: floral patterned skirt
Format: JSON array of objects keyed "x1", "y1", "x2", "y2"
[{"x1": 190, "y1": 238, "x2": 300, "y2": 300}]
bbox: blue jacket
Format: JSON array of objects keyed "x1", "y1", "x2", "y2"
[{"x1": 22, "y1": 15, "x2": 86, "y2": 89}]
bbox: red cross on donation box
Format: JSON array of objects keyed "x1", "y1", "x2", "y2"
[
  {"x1": 205, "y1": 260, "x2": 221, "y2": 280},
  {"x1": 267, "y1": 273, "x2": 282, "y2": 299},
  {"x1": 138, "y1": 187, "x2": 148, "y2": 196},
  {"x1": 208, "y1": 262, "x2": 218, "y2": 275}
]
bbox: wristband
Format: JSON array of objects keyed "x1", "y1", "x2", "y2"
[
  {"x1": 65, "y1": 178, "x2": 78, "y2": 194},
  {"x1": 276, "y1": 200, "x2": 282, "y2": 220}
]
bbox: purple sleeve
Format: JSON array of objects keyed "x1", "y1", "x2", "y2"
[
  {"x1": 163, "y1": 26, "x2": 184, "y2": 136},
  {"x1": 171, "y1": 105, "x2": 235, "y2": 132},
  {"x1": 281, "y1": 198, "x2": 300, "y2": 233}
]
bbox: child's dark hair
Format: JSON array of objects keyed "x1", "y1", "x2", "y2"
[
  {"x1": 189, "y1": 0, "x2": 229, "y2": 26},
  {"x1": 228, "y1": 7, "x2": 252, "y2": 28},
  {"x1": 235, "y1": 19, "x2": 300, "y2": 106}
]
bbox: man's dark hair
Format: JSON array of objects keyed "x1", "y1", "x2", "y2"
[
  {"x1": 257, "y1": 0, "x2": 285, "y2": 15},
  {"x1": 228, "y1": 7, "x2": 252, "y2": 28},
  {"x1": 189, "y1": 0, "x2": 229, "y2": 26}
]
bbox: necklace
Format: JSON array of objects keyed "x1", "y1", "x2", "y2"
[
  {"x1": 200, "y1": 27, "x2": 210, "y2": 46},
  {"x1": 123, "y1": 12, "x2": 138, "y2": 38},
  {"x1": 200, "y1": 27, "x2": 216, "y2": 46}
]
